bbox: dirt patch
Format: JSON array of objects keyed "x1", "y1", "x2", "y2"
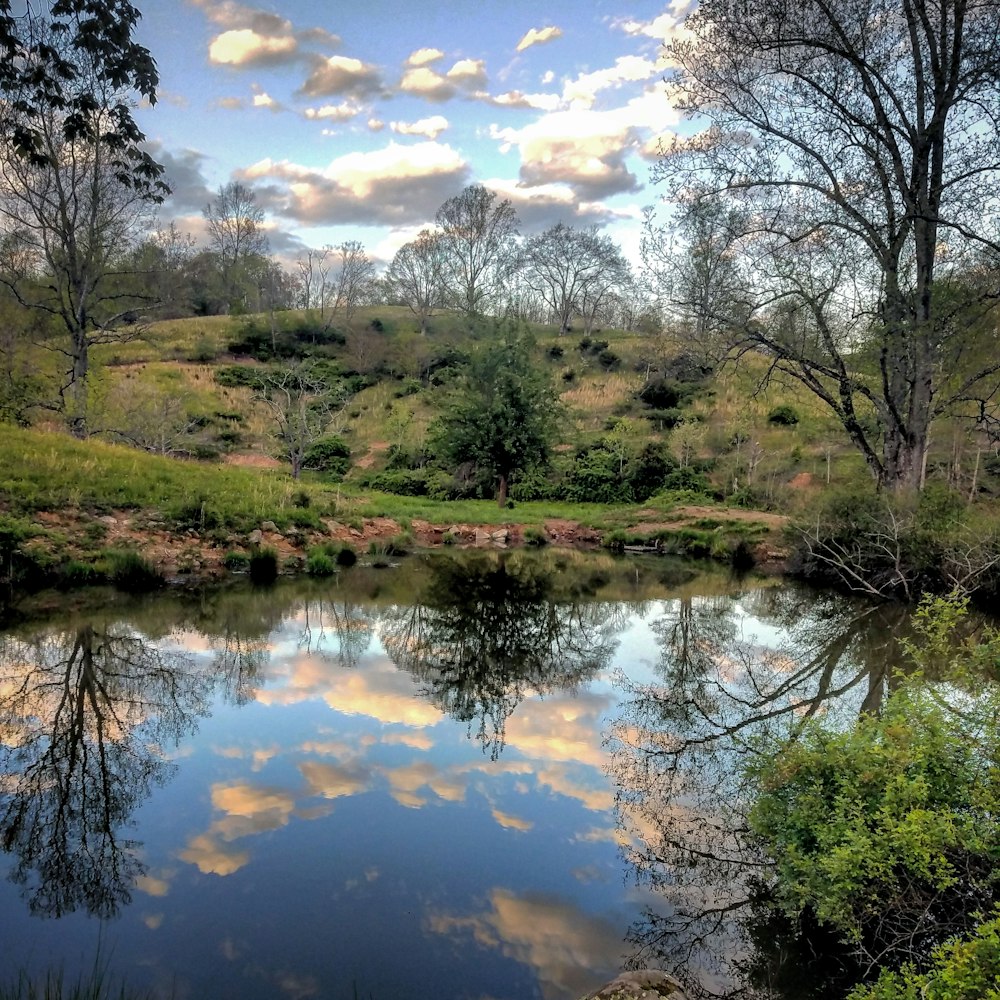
[
  {"x1": 225, "y1": 452, "x2": 283, "y2": 469},
  {"x1": 356, "y1": 441, "x2": 389, "y2": 470}
]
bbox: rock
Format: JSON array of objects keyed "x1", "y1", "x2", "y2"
[
  {"x1": 474, "y1": 527, "x2": 492, "y2": 546},
  {"x1": 578, "y1": 970, "x2": 688, "y2": 1000},
  {"x1": 261, "y1": 520, "x2": 278, "y2": 533},
  {"x1": 248, "y1": 529, "x2": 263, "y2": 545},
  {"x1": 491, "y1": 528, "x2": 509, "y2": 546},
  {"x1": 99, "y1": 515, "x2": 118, "y2": 526}
]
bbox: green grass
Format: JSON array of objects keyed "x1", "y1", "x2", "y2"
[{"x1": 0, "y1": 425, "x2": 337, "y2": 530}]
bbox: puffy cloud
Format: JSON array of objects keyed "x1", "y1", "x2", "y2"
[
  {"x1": 380, "y1": 760, "x2": 467, "y2": 807},
  {"x1": 382, "y1": 730, "x2": 434, "y2": 751},
  {"x1": 390, "y1": 115, "x2": 449, "y2": 139},
  {"x1": 303, "y1": 100, "x2": 364, "y2": 121},
  {"x1": 516, "y1": 26, "x2": 563, "y2": 52},
  {"x1": 209, "y1": 28, "x2": 297, "y2": 66},
  {"x1": 252, "y1": 89, "x2": 283, "y2": 112},
  {"x1": 135, "y1": 874, "x2": 171, "y2": 897},
  {"x1": 487, "y1": 90, "x2": 561, "y2": 112},
  {"x1": 563, "y1": 56, "x2": 659, "y2": 108},
  {"x1": 179, "y1": 834, "x2": 250, "y2": 876},
  {"x1": 142, "y1": 143, "x2": 216, "y2": 213},
  {"x1": 502, "y1": 692, "x2": 613, "y2": 768},
  {"x1": 368, "y1": 118, "x2": 385, "y2": 132},
  {"x1": 188, "y1": 0, "x2": 292, "y2": 34},
  {"x1": 399, "y1": 59, "x2": 487, "y2": 101},
  {"x1": 299, "y1": 55, "x2": 383, "y2": 98},
  {"x1": 406, "y1": 47, "x2": 445, "y2": 67},
  {"x1": 240, "y1": 142, "x2": 469, "y2": 227},
  {"x1": 476, "y1": 176, "x2": 620, "y2": 231},
  {"x1": 299, "y1": 760, "x2": 371, "y2": 800},
  {"x1": 428, "y1": 890, "x2": 623, "y2": 1000},
  {"x1": 490, "y1": 91, "x2": 679, "y2": 199}
]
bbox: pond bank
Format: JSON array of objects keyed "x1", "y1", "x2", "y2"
[{"x1": 12, "y1": 501, "x2": 791, "y2": 592}]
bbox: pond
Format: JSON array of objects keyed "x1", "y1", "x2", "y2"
[{"x1": 0, "y1": 550, "x2": 919, "y2": 1000}]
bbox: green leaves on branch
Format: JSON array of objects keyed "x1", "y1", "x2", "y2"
[{"x1": 746, "y1": 596, "x2": 1000, "y2": 970}]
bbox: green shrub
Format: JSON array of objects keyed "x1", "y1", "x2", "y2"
[
  {"x1": 563, "y1": 448, "x2": 634, "y2": 504},
  {"x1": 302, "y1": 435, "x2": 351, "y2": 476},
  {"x1": 524, "y1": 526, "x2": 548, "y2": 547},
  {"x1": 59, "y1": 560, "x2": 107, "y2": 588},
  {"x1": 363, "y1": 469, "x2": 429, "y2": 497},
  {"x1": 248, "y1": 547, "x2": 279, "y2": 584},
  {"x1": 306, "y1": 548, "x2": 336, "y2": 576},
  {"x1": 767, "y1": 404, "x2": 800, "y2": 425},
  {"x1": 223, "y1": 551, "x2": 250, "y2": 572},
  {"x1": 335, "y1": 544, "x2": 357, "y2": 567},
  {"x1": 597, "y1": 349, "x2": 621, "y2": 371},
  {"x1": 103, "y1": 550, "x2": 164, "y2": 591}
]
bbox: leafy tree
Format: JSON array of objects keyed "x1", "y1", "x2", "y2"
[
  {"x1": 0, "y1": 24, "x2": 159, "y2": 438},
  {"x1": 431, "y1": 329, "x2": 560, "y2": 506},
  {"x1": 435, "y1": 184, "x2": 520, "y2": 317},
  {"x1": 650, "y1": 0, "x2": 1000, "y2": 493},
  {"x1": 0, "y1": 2, "x2": 163, "y2": 196}
]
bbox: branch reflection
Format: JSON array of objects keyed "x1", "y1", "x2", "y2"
[
  {"x1": 611, "y1": 589, "x2": 911, "y2": 999},
  {"x1": 0, "y1": 622, "x2": 211, "y2": 917}
]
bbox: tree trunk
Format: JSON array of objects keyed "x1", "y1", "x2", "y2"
[
  {"x1": 497, "y1": 473, "x2": 508, "y2": 508},
  {"x1": 68, "y1": 334, "x2": 89, "y2": 439}
]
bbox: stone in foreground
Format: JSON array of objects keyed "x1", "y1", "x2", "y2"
[{"x1": 579, "y1": 969, "x2": 688, "y2": 1000}]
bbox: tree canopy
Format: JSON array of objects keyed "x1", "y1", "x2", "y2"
[{"x1": 651, "y1": 0, "x2": 1000, "y2": 493}]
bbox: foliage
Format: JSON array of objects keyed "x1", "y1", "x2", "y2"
[
  {"x1": 430, "y1": 328, "x2": 561, "y2": 506},
  {"x1": 248, "y1": 547, "x2": 279, "y2": 584},
  {"x1": 767, "y1": 405, "x2": 800, "y2": 426},
  {"x1": 747, "y1": 597, "x2": 1000, "y2": 970},
  {"x1": 302, "y1": 435, "x2": 351, "y2": 477},
  {"x1": 849, "y1": 914, "x2": 1000, "y2": 1000},
  {"x1": 306, "y1": 547, "x2": 336, "y2": 576},
  {"x1": 100, "y1": 550, "x2": 164, "y2": 592}
]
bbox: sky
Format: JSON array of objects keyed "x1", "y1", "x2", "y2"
[{"x1": 132, "y1": 0, "x2": 693, "y2": 267}]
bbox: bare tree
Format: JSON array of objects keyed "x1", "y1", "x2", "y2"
[
  {"x1": 385, "y1": 229, "x2": 447, "y2": 334},
  {"x1": 649, "y1": 0, "x2": 1000, "y2": 494},
  {"x1": 295, "y1": 246, "x2": 331, "y2": 313},
  {"x1": 522, "y1": 224, "x2": 626, "y2": 334},
  {"x1": 329, "y1": 240, "x2": 375, "y2": 323},
  {"x1": 203, "y1": 181, "x2": 268, "y2": 309},
  {"x1": 435, "y1": 184, "x2": 520, "y2": 317},
  {"x1": 254, "y1": 362, "x2": 352, "y2": 478}
]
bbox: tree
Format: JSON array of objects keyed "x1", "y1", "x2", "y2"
[
  {"x1": 435, "y1": 184, "x2": 520, "y2": 317},
  {"x1": 651, "y1": 0, "x2": 1000, "y2": 493},
  {"x1": 0, "y1": 42, "x2": 158, "y2": 437},
  {"x1": 329, "y1": 240, "x2": 375, "y2": 322},
  {"x1": 254, "y1": 362, "x2": 352, "y2": 479},
  {"x1": 0, "y1": 3, "x2": 164, "y2": 197},
  {"x1": 203, "y1": 181, "x2": 268, "y2": 309},
  {"x1": 431, "y1": 329, "x2": 560, "y2": 506},
  {"x1": 522, "y1": 223, "x2": 626, "y2": 334},
  {"x1": 385, "y1": 229, "x2": 447, "y2": 334}
]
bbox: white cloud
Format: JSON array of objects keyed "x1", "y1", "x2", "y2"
[
  {"x1": 390, "y1": 115, "x2": 449, "y2": 139},
  {"x1": 406, "y1": 47, "x2": 445, "y2": 67},
  {"x1": 563, "y1": 56, "x2": 659, "y2": 108},
  {"x1": 300, "y1": 55, "x2": 383, "y2": 98},
  {"x1": 399, "y1": 59, "x2": 487, "y2": 102},
  {"x1": 209, "y1": 28, "x2": 297, "y2": 66},
  {"x1": 516, "y1": 25, "x2": 563, "y2": 52},
  {"x1": 252, "y1": 89, "x2": 282, "y2": 111},
  {"x1": 303, "y1": 100, "x2": 364, "y2": 121}
]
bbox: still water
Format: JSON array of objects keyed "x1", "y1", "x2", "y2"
[{"x1": 0, "y1": 551, "x2": 910, "y2": 1000}]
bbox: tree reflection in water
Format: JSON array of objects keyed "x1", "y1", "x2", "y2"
[
  {"x1": 610, "y1": 588, "x2": 912, "y2": 1000},
  {"x1": 381, "y1": 553, "x2": 624, "y2": 757},
  {"x1": 0, "y1": 623, "x2": 212, "y2": 918}
]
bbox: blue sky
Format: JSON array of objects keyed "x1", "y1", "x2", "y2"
[{"x1": 134, "y1": 0, "x2": 692, "y2": 265}]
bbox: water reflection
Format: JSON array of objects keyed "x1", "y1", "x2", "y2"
[
  {"x1": 612, "y1": 591, "x2": 913, "y2": 999},
  {"x1": 381, "y1": 553, "x2": 623, "y2": 757},
  {"x1": 0, "y1": 623, "x2": 210, "y2": 917}
]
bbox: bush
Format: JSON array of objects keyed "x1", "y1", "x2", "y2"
[
  {"x1": 628, "y1": 442, "x2": 678, "y2": 502},
  {"x1": 524, "y1": 526, "x2": 548, "y2": 547},
  {"x1": 767, "y1": 404, "x2": 800, "y2": 426},
  {"x1": 363, "y1": 469, "x2": 429, "y2": 497},
  {"x1": 103, "y1": 550, "x2": 164, "y2": 591},
  {"x1": 248, "y1": 547, "x2": 279, "y2": 584},
  {"x1": 223, "y1": 551, "x2": 250, "y2": 572},
  {"x1": 638, "y1": 378, "x2": 685, "y2": 410},
  {"x1": 562, "y1": 448, "x2": 634, "y2": 504},
  {"x1": 597, "y1": 349, "x2": 621, "y2": 371},
  {"x1": 547, "y1": 345, "x2": 565, "y2": 360},
  {"x1": 302, "y1": 435, "x2": 351, "y2": 476},
  {"x1": 335, "y1": 545, "x2": 357, "y2": 567},
  {"x1": 306, "y1": 548, "x2": 336, "y2": 576},
  {"x1": 747, "y1": 605, "x2": 1000, "y2": 970}
]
